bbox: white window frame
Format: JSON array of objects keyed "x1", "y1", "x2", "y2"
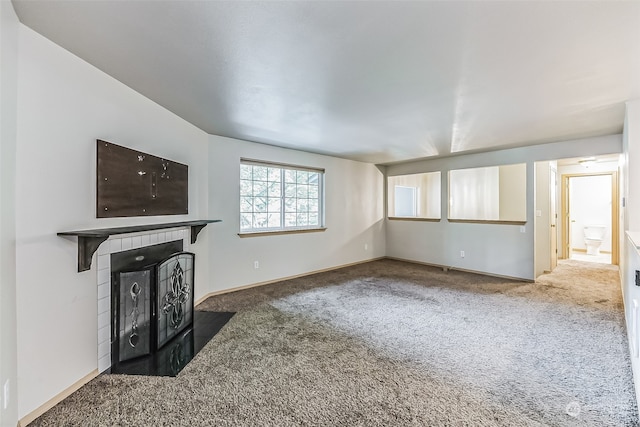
[{"x1": 239, "y1": 158, "x2": 325, "y2": 235}]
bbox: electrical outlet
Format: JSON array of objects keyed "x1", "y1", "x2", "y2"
[
  {"x1": 254, "y1": 261, "x2": 259, "y2": 269},
  {"x1": 460, "y1": 250, "x2": 465, "y2": 258},
  {"x1": 520, "y1": 226, "x2": 526, "y2": 233},
  {"x1": 364, "y1": 243, "x2": 368, "y2": 251},
  {"x1": 635, "y1": 270, "x2": 640, "y2": 287}
]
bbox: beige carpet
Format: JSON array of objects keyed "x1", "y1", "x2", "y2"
[{"x1": 31, "y1": 259, "x2": 637, "y2": 426}]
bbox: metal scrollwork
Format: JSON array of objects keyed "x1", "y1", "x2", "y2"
[
  {"x1": 162, "y1": 260, "x2": 190, "y2": 329},
  {"x1": 129, "y1": 282, "x2": 141, "y2": 348}
]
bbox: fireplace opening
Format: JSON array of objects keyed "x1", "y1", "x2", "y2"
[{"x1": 109, "y1": 241, "x2": 234, "y2": 376}]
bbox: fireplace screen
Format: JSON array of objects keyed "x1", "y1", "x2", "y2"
[
  {"x1": 112, "y1": 247, "x2": 194, "y2": 367},
  {"x1": 157, "y1": 253, "x2": 194, "y2": 348},
  {"x1": 118, "y1": 270, "x2": 151, "y2": 362}
]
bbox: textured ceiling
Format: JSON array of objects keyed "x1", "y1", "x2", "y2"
[{"x1": 12, "y1": 1, "x2": 640, "y2": 164}]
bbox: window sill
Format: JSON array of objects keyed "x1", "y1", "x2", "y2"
[
  {"x1": 388, "y1": 217, "x2": 441, "y2": 222},
  {"x1": 447, "y1": 219, "x2": 526, "y2": 225},
  {"x1": 238, "y1": 227, "x2": 327, "y2": 238}
]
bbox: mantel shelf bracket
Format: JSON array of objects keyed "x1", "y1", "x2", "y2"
[
  {"x1": 58, "y1": 220, "x2": 221, "y2": 272},
  {"x1": 190, "y1": 224, "x2": 207, "y2": 244},
  {"x1": 77, "y1": 236, "x2": 109, "y2": 273}
]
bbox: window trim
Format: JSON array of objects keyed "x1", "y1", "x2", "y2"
[
  {"x1": 388, "y1": 217, "x2": 441, "y2": 222},
  {"x1": 241, "y1": 158, "x2": 324, "y2": 173},
  {"x1": 239, "y1": 158, "x2": 325, "y2": 235},
  {"x1": 238, "y1": 227, "x2": 328, "y2": 238},
  {"x1": 447, "y1": 219, "x2": 526, "y2": 225}
]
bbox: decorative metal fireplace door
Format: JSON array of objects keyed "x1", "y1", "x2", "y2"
[{"x1": 112, "y1": 249, "x2": 195, "y2": 372}]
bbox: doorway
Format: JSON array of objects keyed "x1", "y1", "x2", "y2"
[{"x1": 560, "y1": 172, "x2": 618, "y2": 265}]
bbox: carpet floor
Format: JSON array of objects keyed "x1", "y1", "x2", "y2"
[{"x1": 31, "y1": 259, "x2": 637, "y2": 426}]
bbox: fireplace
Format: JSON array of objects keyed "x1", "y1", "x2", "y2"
[
  {"x1": 99, "y1": 234, "x2": 234, "y2": 377},
  {"x1": 58, "y1": 222, "x2": 231, "y2": 376},
  {"x1": 53, "y1": 142, "x2": 227, "y2": 374},
  {"x1": 111, "y1": 240, "x2": 195, "y2": 367}
]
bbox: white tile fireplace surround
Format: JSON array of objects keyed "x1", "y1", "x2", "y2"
[{"x1": 95, "y1": 227, "x2": 191, "y2": 372}]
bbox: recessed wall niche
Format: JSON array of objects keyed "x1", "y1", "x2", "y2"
[
  {"x1": 387, "y1": 171, "x2": 441, "y2": 219},
  {"x1": 448, "y1": 163, "x2": 526, "y2": 222}
]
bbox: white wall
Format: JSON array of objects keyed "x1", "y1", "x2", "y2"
[
  {"x1": 0, "y1": 1, "x2": 19, "y2": 426},
  {"x1": 534, "y1": 161, "x2": 551, "y2": 277},
  {"x1": 625, "y1": 103, "x2": 640, "y2": 234},
  {"x1": 621, "y1": 99, "x2": 640, "y2": 412},
  {"x1": 386, "y1": 135, "x2": 622, "y2": 280},
  {"x1": 15, "y1": 26, "x2": 210, "y2": 419},
  {"x1": 499, "y1": 164, "x2": 527, "y2": 221},
  {"x1": 568, "y1": 175, "x2": 612, "y2": 252},
  {"x1": 206, "y1": 135, "x2": 385, "y2": 293},
  {"x1": 449, "y1": 167, "x2": 499, "y2": 220}
]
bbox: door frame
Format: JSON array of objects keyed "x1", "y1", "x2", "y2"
[
  {"x1": 560, "y1": 171, "x2": 619, "y2": 264},
  {"x1": 550, "y1": 167, "x2": 558, "y2": 270}
]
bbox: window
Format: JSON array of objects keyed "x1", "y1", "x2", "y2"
[
  {"x1": 387, "y1": 172, "x2": 441, "y2": 219},
  {"x1": 448, "y1": 163, "x2": 526, "y2": 222},
  {"x1": 240, "y1": 159, "x2": 324, "y2": 233}
]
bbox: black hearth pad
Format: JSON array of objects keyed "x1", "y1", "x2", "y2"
[{"x1": 108, "y1": 311, "x2": 235, "y2": 377}]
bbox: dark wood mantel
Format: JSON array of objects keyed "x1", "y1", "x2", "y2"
[{"x1": 58, "y1": 220, "x2": 221, "y2": 272}]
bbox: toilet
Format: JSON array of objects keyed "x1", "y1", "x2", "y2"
[{"x1": 583, "y1": 225, "x2": 606, "y2": 255}]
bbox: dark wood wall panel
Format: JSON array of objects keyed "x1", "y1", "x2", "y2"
[{"x1": 97, "y1": 140, "x2": 188, "y2": 218}]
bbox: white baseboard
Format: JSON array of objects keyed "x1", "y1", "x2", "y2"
[
  {"x1": 571, "y1": 248, "x2": 612, "y2": 254},
  {"x1": 385, "y1": 256, "x2": 534, "y2": 282},
  {"x1": 18, "y1": 369, "x2": 98, "y2": 427},
  {"x1": 196, "y1": 255, "x2": 532, "y2": 308},
  {"x1": 195, "y1": 257, "x2": 385, "y2": 306}
]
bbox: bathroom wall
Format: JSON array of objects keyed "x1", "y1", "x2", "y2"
[
  {"x1": 568, "y1": 175, "x2": 612, "y2": 252},
  {"x1": 558, "y1": 161, "x2": 618, "y2": 252}
]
